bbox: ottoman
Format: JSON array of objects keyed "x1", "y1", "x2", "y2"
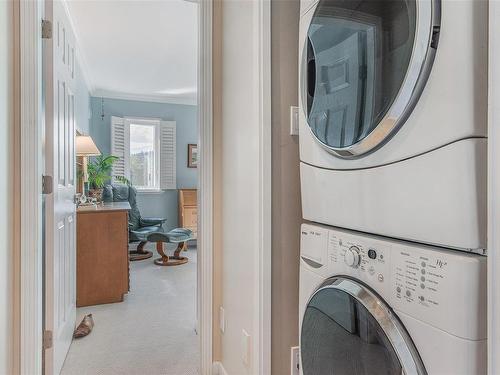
[{"x1": 147, "y1": 228, "x2": 194, "y2": 266}]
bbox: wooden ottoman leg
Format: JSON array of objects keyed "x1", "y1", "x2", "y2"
[
  {"x1": 180, "y1": 241, "x2": 188, "y2": 252},
  {"x1": 174, "y1": 242, "x2": 186, "y2": 257},
  {"x1": 129, "y1": 241, "x2": 153, "y2": 261},
  {"x1": 154, "y1": 241, "x2": 170, "y2": 266},
  {"x1": 154, "y1": 241, "x2": 188, "y2": 266}
]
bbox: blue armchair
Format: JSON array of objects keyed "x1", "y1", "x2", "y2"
[{"x1": 103, "y1": 184, "x2": 166, "y2": 261}]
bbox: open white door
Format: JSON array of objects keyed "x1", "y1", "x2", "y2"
[{"x1": 44, "y1": 1, "x2": 77, "y2": 374}]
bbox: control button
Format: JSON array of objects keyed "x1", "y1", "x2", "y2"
[
  {"x1": 368, "y1": 266, "x2": 375, "y2": 275},
  {"x1": 377, "y1": 274, "x2": 384, "y2": 282},
  {"x1": 406, "y1": 290, "x2": 411, "y2": 297},
  {"x1": 421, "y1": 276, "x2": 425, "y2": 282},
  {"x1": 344, "y1": 246, "x2": 361, "y2": 268},
  {"x1": 421, "y1": 269, "x2": 426, "y2": 275},
  {"x1": 420, "y1": 283, "x2": 425, "y2": 289},
  {"x1": 368, "y1": 249, "x2": 377, "y2": 259},
  {"x1": 379, "y1": 254, "x2": 384, "y2": 260},
  {"x1": 421, "y1": 261, "x2": 426, "y2": 267},
  {"x1": 419, "y1": 296, "x2": 425, "y2": 302},
  {"x1": 396, "y1": 286, "x2": 401, "y2": 293}
]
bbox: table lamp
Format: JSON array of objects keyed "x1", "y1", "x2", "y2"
[{"x1": 76, "y1": 135, "x2": 101, "y2": 194}]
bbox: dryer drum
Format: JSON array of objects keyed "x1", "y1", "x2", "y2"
[
  {"x1": 300, "y1": 277, "x2": 426, "y2": 375},
  {"x1": 301, "y1": 0, "x2": 441, "y2": 158}
]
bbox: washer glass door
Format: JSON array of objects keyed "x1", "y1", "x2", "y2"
[
  {"x1": 300, "y1": 277, "x2": 426, "y2": 375},
  {"x1": 303, "y1": 0, "x2": 439, "y2": 157}
]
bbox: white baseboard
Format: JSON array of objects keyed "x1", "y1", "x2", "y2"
[{"x1": 212, "y1": 361, "x2": 229, "y2": 375}]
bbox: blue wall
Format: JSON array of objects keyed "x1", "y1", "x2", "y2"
[
  {"x1": 89, "y1": 97, "x2": 198, "y2": 230},
  {"x1": 75, "y1": 62, "x2": 90, "y2": 134}
]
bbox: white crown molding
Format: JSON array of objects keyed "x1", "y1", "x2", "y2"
[
  {"x1": 93, "y1": 89, "x2": 198, "y2": 106},
  {"x1": 61, "y1": 0, "x2": 94, "y2": 92}
]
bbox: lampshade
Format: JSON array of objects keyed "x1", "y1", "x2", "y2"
[{"x1": 76, "y1": 135, "x2": 101, "y2": 156}]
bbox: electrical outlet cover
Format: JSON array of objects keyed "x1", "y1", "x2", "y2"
[
  {"x1": 291, "y1": 346, "x2": 300, "y2": 375},
  {"x1": 290, "y1": 106, "x2": 299, "y2": 136},
  {"x1": 242, "y1": 329, "x2": 251, "y2": 367},
  {"x1": 219, "y1": 306, "x2": 225, "y2": 333}
]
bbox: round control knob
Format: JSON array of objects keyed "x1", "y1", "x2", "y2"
[{"x1": 344, "y1": 246, "x2": 361, "y2": 268}]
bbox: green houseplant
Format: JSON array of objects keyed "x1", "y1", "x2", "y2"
[{"x1": 86, "y1": 155, "x2": 119, "y2": 201}]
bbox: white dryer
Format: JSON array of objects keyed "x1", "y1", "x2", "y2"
[
  {"x1": 298, "y1": 0, "x2": 487, "y2": 252},
  {"x1": 299, "y1": 223, "x2": 486, "y2": 375}
]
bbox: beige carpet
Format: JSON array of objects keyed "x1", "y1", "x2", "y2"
[{"x1": 61, "y1": 243, "x2": 199, "y2": 375}]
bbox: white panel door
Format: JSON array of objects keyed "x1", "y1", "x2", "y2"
[{"x1": 44, "y1": 1, "x2": 77, "y2": 374}]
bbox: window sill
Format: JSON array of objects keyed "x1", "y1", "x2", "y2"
[{"x1": 136, "y1": 189, "x2": 165, "y2": 195}]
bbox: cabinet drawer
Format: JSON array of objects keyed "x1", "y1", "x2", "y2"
[{"x1": 184, "y1": 208, "x2": 198, "y2": 226}]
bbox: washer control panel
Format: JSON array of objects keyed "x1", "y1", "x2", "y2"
[
  {"x1": 302, "y1": 223, "x2": 487, "y2": 340},
  {"x1": 327, "y1": 229, "x2": 390, "y2": 293},
  {"x1": 344, "y1": 246, "x2": 360, "y2": 268},
  {"x1": 393, "y1": 250, "x2": 446, "y2": 308}
]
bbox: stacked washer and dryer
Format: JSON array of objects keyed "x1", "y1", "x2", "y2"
[{"x1": 297, "y1": 0, "x2": 488, "y2": 374}]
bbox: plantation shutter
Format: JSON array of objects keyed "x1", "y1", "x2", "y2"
[
  {"x1": 110, "y1": 116, "x2": 130, "y2": 180},
  {"x1": 159, "y1": 121, "x2": 176, "y2": 189}
]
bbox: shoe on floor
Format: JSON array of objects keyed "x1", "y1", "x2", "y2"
[{"x1": 73, "y1": 314, "x2": 94, "y2": 339}]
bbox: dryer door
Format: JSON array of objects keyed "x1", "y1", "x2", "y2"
[
  {"x1": 302, "y1": 0, "x2": 440, "y2": 158},
  {"x1": 300, "y1": 277, "x2": 426, "y2": 375}
]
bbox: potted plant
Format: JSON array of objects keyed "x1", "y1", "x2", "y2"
[{"x1": 86, "y1": 155, "x2": 119, "y2": 201}]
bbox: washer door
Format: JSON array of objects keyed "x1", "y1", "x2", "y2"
[
  {"x1": 302, "y1": 0, "x2": 440, "y2": 158},
  {"x1": 301, "y1": 277, "x2": 426, "y2": 375}
]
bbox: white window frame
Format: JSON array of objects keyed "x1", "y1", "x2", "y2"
[{"x1": 125, "y1": 117, "x2": 162, "y2": 193}]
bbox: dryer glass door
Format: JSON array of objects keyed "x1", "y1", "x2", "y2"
[
  {"x1": 300, "y1": 277, "x2": 426, "y2": 375},
  {"x1": 303, "y1": 0, "x2": 440, "y2": 158}
]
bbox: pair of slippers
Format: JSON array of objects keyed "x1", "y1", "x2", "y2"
[{"x1": 73, "y1": 314, "x2": 94, "y2": 339}]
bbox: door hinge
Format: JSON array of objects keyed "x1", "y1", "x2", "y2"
[
  {"x1": 42, "y1": 175, "x2": 53, "y2": 194},
  {"x1": 43, "y1": 330, "x2": 53, "y2": 350},
  {"x1": 42, "y1": 20, "x2": 52, "y2": 39}
]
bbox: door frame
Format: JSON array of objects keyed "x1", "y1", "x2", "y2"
[
  {"x1": 489, "y1": 1, "x2": 500, "y2": 373},
  {"x1": 198, "y1": 1, "x2": 214, "y2": 374},
  {"x1": 255, "y1": 0, "x2": 272, "y2": 373},
  {"x1": 14, "y1": 1, "x2": 44, "y2": 375},
  {"x1": 14, "y1": 1, "x2": 216, "y2": 374}
]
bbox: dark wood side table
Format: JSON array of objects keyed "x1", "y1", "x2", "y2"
[{"x1": 76, "y1": 202, "x2": 131, "y2": 307}]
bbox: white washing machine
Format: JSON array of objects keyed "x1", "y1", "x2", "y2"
[
  {"x1": 298, "y1": 0, "x2": 487, "y2": 252},
  {"x1": 299, "y1": 223, "x2": 487, "y2": 375}
]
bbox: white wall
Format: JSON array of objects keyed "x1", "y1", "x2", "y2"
[
  {"x1": 220, "y1": 1, "x2": 260, "y2": 374},
  {"x1": 74, "y1": 61, "x2": 90, "y2": 134},
  {"x1": 0, "y1": 1, "x2": 14, "y2": 374}
]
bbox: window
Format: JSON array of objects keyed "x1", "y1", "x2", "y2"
[
  {"x1": 111, "y1": 116, "x2": 176, "y2": 191},
  {"x1": 129, "y1": 122, "x2": 158, "y2": 190}
]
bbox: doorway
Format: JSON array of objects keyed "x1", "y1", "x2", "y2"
[{"x1": 45, "y1": 1, "x2": 201, "y2": 374}]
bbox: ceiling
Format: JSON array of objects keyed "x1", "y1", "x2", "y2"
[{"x1": 66, "y1": 0, "x2": 198, "y2": 105}]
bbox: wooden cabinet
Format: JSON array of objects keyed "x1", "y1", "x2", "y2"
[
  {"x1": 178, "y1": 189, "x2": 197, "y2": 238},
  {"x1": 76, "y1": 202, "x2": 130, "y2": 307}
]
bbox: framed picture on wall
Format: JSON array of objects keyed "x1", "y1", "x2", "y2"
[{"x1": 188, "y1": 144, "x2": 198, "y2": 168}]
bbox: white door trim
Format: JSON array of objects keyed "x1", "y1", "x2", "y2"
[
  {"x1": 17, "y1": 1, "x2": 214, "y2": 374},
  {"x1": 18, "y1": 1, "x2": 44, "y2": 374},
  {"x1": 198, "y1": 0, "x2": 214, "y2": 374},
  {"x1": 254, "y1": 0, "x2": 272, "y2": 374},
  {"x1": 488, "y1": 1, "x2": 500, "y2": 373}
]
